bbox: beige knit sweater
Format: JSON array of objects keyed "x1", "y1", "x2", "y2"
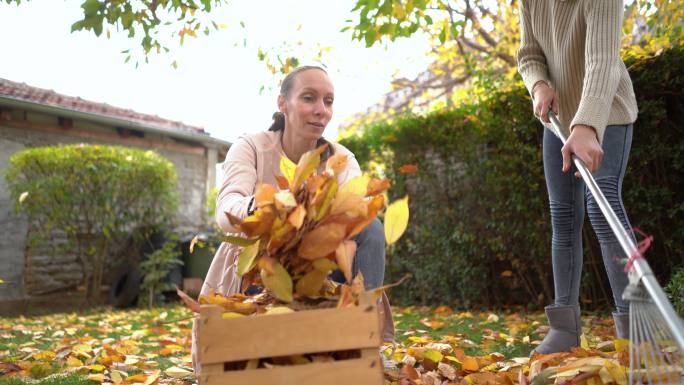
[{"x1": 517, "y1": 0, "x2": 638, "y2": 144}]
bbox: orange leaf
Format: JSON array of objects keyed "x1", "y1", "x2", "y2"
[
  {"x1": 241, "y1": 205, "x2": 276, "y2": 237},
  {"x1": 347, "y1": 195, "x2": 384, "y2": 237},
  {"x1": 275, "y1": 175, "x2": 289, "y2": 190},
  {"x1": 254, "y1": 184, "x2": 277, "y2": 208},
  {"x1": 298, "y1": 223, "x2": 346, "y2": 259},
  {"x1": 462, "y1": 356, "x2": 480, "y2": 372},
  {"x1": 287, "y1": 205, "x2": 307, "y2": 229},
  {"x1": 330, "y1": 191, "x2": 367, "y2": 217},
  {"x1": 399, "y1": 164, "x2": 418, "y2": 174},
  {"x1": 326, "y1": 153, "x2": 348, "y2": 176},
  {"x1": 366, "y1": 178, "x2": 391, "y2": 196}
]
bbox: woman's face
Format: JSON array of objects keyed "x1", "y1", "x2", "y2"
[{"x1": 278, "y1": 69, "x2": 334, "y2": 141}]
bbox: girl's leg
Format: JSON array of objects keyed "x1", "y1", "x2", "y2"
[
  {"x1": 544, "y1": 128, "x2": 586, "y2": 307},
  {"x1": 585, "y1": 124, "x2": 633, "y2": 316},
  {"x1": 352, "y1": 218, "x2": 386, "y2": 289}
]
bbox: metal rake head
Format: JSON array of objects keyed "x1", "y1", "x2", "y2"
[{"x1": 625, "y1": 282, "x2": 684, "y2": 385}]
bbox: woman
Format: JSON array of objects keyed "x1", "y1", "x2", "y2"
[
  {"x1": 517, "y1": 0, "x2": 638, "y2": 354},
  {"x1": 192, "y1": 66, "x2": 394, "y2": 372}
]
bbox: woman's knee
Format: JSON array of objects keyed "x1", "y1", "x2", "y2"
[
  {"x1": 586, "y1": 177, "x2": 630, "y2": 243},
  {"x1": 355, "y1": 218, "x2": 385, "y2": 247}
]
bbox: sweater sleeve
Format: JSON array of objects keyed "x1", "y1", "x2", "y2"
[
  {"x1": 570, "y1": 0, "x2": 624, "y2": 145},
  {"x1": 215, "y1": 137, "x2": 257, "y2": 233},
  {"x1": 517, "y1": 0, "x2": 551, "y2": 97}
]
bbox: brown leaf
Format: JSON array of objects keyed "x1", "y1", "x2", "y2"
[
  {"x1": 400, "y1": 364, "x2": 421, "y2": 381},
  {"x1": 335, "y1": 240, "x2": 357, "y2": 283},
  {"x1": 297, "y1": 222, "x2": 346, "y2": 260},
  {"x1": 176, "y1": 287, "x2": 200, "y2": 313},
  {"x1": 241, "y1": 205, "x2": 277, "y2": 237}
]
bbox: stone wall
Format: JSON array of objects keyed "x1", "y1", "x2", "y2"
[{"x1": 0, "y1": 110, "x2": 215, "y2": 301}]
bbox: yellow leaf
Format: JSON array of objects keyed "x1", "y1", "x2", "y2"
[
  {"x1": 335, "y1": 240, "x2": 356, "y2": 283},
  {"x1": 295, "y1": 269, "x2": 327, "y2": 297},
  {"x1": 0, "y1": 279, "x2": 4, "y2": 284},
  {"x1": 237, "y1": 240, "x2": 260, "y2": 276},
  {"x1": 66, "y1": 356, "x2": 83, "y2": 367},
  {"x1": 88, "y1": 364, "x2": 106, "y2": 372},
  {"x1": 127, "y1": 374, "x2": 148, "y2": 382},
  {"x1": 384, "y1": 196, "x2": 409, "y2": 245},
  {"x1": 143, "y1": 370, "x2": 161, "y2": 385},
  {"x1": 18, "y1": 191, "x2": 28, "y2": 203},
  {"x1": 500, "y1": 270, "x2": 513, "y2": 277},
  {"x1": 261, "y1": 262, "x2": 293, "y2": 302},
  {"x1": 279, "y1": 155, "x2": 296, "y2": 184},
  {"x1": 189, "y1": 235, "x2": 199, "y2": 253},
  {"x1": 164, "y1": 366, "x2": 193, "y2": 379},
  {"x1": 111, "y1": 369, "x2": 125, "y2": 384},
  {"x1": 292, "y1": 144, "x2": 327, "y2": 191},
  {"x1": 313, "y1": 177, "x2": 338, "y2": 221},
  {"x1": 423, "y1": 349, "x2": 443, "y2": 363},
  {"x1": 312, "y1": 258, "x2": 337, "y2": 272},
  {"x1": 86, "y1": 374, "x2": 105, "y2": 382},
  {"x1": 580, "y1": 334, "x2": 590, "y2": 349},
  {"x1": 298, "y1": 222, "x2": 346, "y2": 259},
  {"x1": 340, "y1": 174, "x2": 370, "y2": 196},
  {"x1": 614, "y1": 338, "x2": 629, "y2": 353},
  {"x1": 264, "y1": 306, "x2": 295, "y2": 315},
  {"x1": 221, "y1": 312, "x2": 246, "y2": 319}
]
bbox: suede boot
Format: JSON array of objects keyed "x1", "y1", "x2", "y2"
[
  {"x1": 613, "y1": 312, "x2": 630, "y2": 339},
  {"x1": 534, "y1": 304, "x2": 582, "y2": 354}
]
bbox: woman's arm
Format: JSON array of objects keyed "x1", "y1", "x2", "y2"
[
  {"x1": 570, "y1": 0, "x2": 624, "y2": 145},
  {"x1": 215, "y1": 137, "x2": 257, "y2": 233},
  {"x1": 517, "y1": 0, "x2": 551, "y2": 96}
]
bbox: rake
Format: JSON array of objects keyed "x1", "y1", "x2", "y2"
[{"x1": 547, "y1": 111, "x2": 684, "y2": 385}]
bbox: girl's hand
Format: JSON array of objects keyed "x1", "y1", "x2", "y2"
[
  {"x1": 533, "y1": 81, "x2": 558, "y2": 123},
  {"x1": 562, "y1": 124, "x2": 604, "y2": 176}
]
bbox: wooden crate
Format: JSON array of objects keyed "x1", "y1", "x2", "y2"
[{"x1": 197, "y1": 294, "x2": 384, "y2": 385}]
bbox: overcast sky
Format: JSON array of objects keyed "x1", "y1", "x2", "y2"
[{"x1": 0, "y1": 0, "x2": 432, "y2": 143}]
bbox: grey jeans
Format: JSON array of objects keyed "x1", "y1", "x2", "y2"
[{"x1": 543, "y1": 124, "x2": 633, "y2": 314}]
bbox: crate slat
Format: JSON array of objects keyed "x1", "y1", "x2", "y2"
[
  {"x1": 198, "y1": 302, "x2": 381, "y2": 364},
  {"x1": 200, "y1": 356, "x2": 382, "y2": 385}
]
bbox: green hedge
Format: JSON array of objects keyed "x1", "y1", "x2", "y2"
[
  {"x1": 6, "y1": 144, "x2": 178, "y2": 302},
  {"x1": 341, "y1": 47, "x2": 684, "y2": 308}
]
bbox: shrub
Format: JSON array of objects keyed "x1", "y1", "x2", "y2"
[
  {"x1": 139, "y1": 238, "x2": 183, "y2": 308},
  {"x1": 665, "y1": 268, "x2": 684, "y2": 316},
  {"x1": 6, "y1": 144, "x2": 178, "y2": 303}
]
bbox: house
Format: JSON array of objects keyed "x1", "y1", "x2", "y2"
[{"x1": 0, "y1": 78, "x2": 230, "y2": 306}]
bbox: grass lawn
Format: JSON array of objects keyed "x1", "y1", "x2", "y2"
[{"x1": 0, "y1": 303, "x2": 616, "y2": 384}]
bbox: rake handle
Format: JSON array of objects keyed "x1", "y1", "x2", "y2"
[{"x1": 546, "y1": 111, "x2": 684, "y2": 350}]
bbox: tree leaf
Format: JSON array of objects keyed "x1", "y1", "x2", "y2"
[
  {"x1": 295, "y1": 269, "x2": 327, "y2": 297},
  {"x1": 237, "y1": 240, "x2": 260, "y2": 276},
  {"x1": 340, "y1": 174, "x2": 371, "y2": 196},
  {"x1": 287, "y1": 204, "x2": 307, "y2": 229},
  {"x1": 335, "y1": 240, "x2": 357, "y2": 282},
  {"x1": 217, "y1": 235, "x2": 259, "y2": 247},
  {"x1": 384, "y1": 196, "x2": 409, "y2": 245},
  {"x1": 330, "y1": 191, "x2": 367, "y2": 217},
  {"x1": 298, "y1": 223, "x2": 347, "y2": 259},
  {"x1": 325, "y1": 153, "x2": 348, "y2": 176},
  {"x1": 292, "y1": 144, "x2": 327, "y2": 191},
  {"x1": 254, "y1": 184, "x2": 277, "y2": 208},
  {"x1": 279, "y1": 155, "x2": 296, "y2": 185},
  {"x1": 261, "y1": 262, "x2": 293, "y2": 302}
]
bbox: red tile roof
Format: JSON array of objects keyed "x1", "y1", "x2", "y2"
[{"x1": 0, "y1": 78, "x2": 206, "y2": 136}]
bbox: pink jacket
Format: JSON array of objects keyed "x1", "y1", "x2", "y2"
[{"x1": 192, "y1": 130, "x2": 394, "y2": 372}]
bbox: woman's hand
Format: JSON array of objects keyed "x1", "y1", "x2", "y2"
[
  {"x1": 533, "y1": 81, "x2": 558, "y2": 123},
  {"x1": 562, "y1": 124, "x2": 603, "y2": 177}
]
